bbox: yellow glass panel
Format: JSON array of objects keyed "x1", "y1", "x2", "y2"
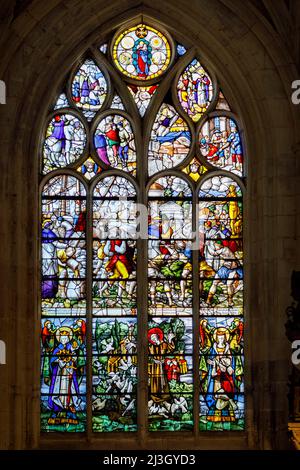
[
  {"x1": 182, "y1": 157, "x2": 208, "y2": 182},
  {"x1": 112, "y1": 23, "x2": 172, "y2": 80}
]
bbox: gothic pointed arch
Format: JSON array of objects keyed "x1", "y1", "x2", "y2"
[{"x1": 39, "y1": 18, "x2": 246, "y2": 436}]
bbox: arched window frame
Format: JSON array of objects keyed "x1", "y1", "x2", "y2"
[{"x1": 39, "y1": 14, "x2": 247, "y2": 442}]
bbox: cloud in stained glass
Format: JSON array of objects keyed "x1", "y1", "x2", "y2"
[
  {"x1": 93, "y1": 175, "x2": 136, "y2": 198},
  {"x1": 199, "y1": 175, "x2": 242, "y2": 198},
  {"x1": 199, "y1": 116, "x2": 243, "y2": 176},
  {"x1": 177, "y1": 59, "x2": 213, "y2": 122},
  {"x1": 112, "y1": 23, "x2": 171, "y2": 80},
  {"x1": 99, "y1": 43, "x2": 108, "y2": 54},
  {"x1": 111, "y1": 94, "x2": 125, "y2": 110},
  {"x1": 54, "y1": 93, "x2": 69, "y2": 110},
  {"x1": 71, "y1": 59, "x2": 107, "y2": 121},
  {"x1": 148, "y1": 103, "x2": 191, "y2": 175},
  {"x1": 42, "y1": 113, "x2": 86, "y2": 173},
  {"x1": 176, "y1": 44, "x2": 187, "y2": 56}
]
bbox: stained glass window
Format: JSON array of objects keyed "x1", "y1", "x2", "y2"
[{"x1": 40, "y1": 20, "x2": 245, "y2": 435}]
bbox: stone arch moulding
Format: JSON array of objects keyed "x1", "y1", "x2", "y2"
[{"x1": 2, "y1": 1, "x2": 297, "y2": 451}]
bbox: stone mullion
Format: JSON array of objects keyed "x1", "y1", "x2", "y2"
[
  {"x1": 136, "y1": 118, "x2": 148, "y2": 443},
  {"x1": 86, "y1": 186, "x2": 93, "y2": 439},
  {"x1": 193, "y1": 188, "x2": 200, "y2": 434}
]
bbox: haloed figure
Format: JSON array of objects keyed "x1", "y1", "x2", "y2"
[{"x1": 47, "y1": 327, "x2": 82, "y2": 425}]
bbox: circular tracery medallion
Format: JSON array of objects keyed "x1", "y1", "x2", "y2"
[{"x1": 112, "y1": 23, "x2": 172, "y2": 80}]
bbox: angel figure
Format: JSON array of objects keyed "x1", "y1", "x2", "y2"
[{"x1": 199, "y1": 319, "x2": 244, "y2": 423}]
